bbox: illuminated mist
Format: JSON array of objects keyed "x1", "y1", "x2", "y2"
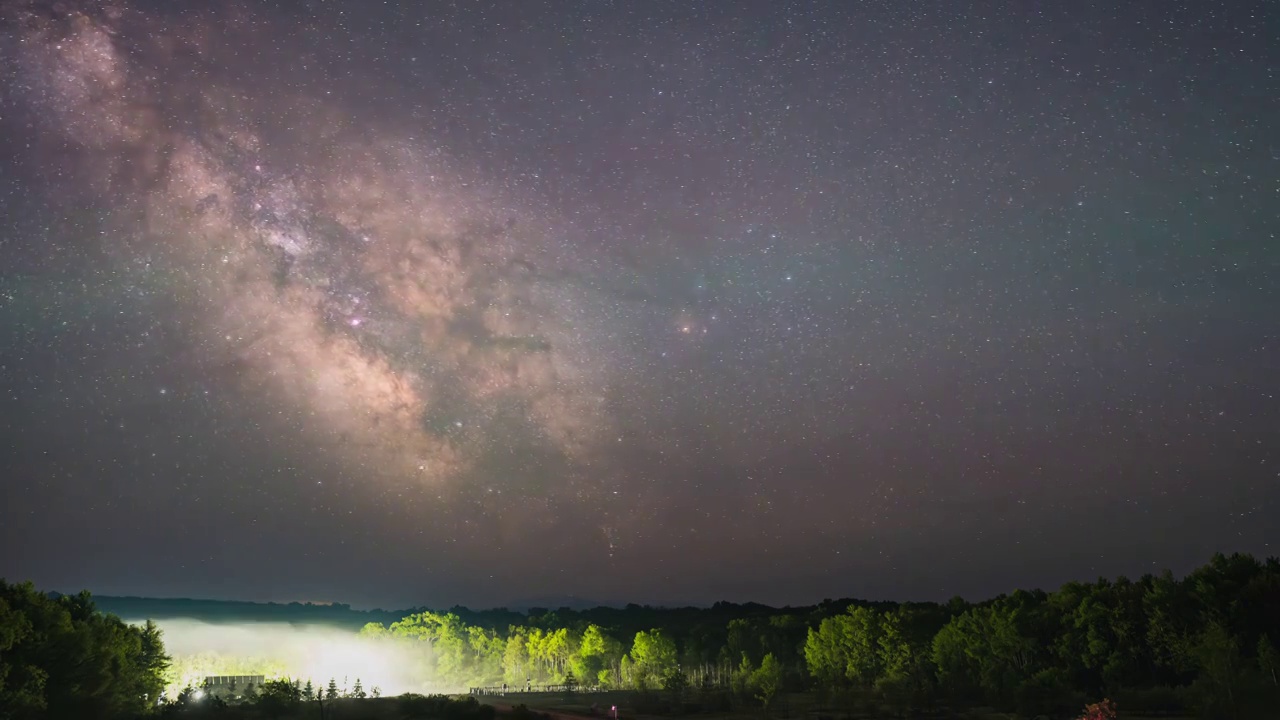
[{"x1": 134, "y1": 619, "x2": 440, "y2": 698}]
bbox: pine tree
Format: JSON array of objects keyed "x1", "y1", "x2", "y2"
[
  {"x1": 326, "y1": 678, "x2": 339, "y2": 700},
  {"x1": 563, "y1": 670, "x2": 577, "y2": 699},
  {"x1": 303, "y1": 680, "x2": 315, "y2": 701},
  {"x1": 353, "y1": 678, "x2": 366, "y2": 699}
]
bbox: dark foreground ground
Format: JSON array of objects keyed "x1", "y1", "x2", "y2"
[
  {"x1": 474, "y1": 691, "x2": 1197, "y2": 720},
  {"x1": 159, "y1": 690, "x2": 1194, "y2": 720}
]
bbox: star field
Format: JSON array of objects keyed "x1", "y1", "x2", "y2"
[{"x1": 0, "y1": 0, "x2": 1276, "y2": 609}]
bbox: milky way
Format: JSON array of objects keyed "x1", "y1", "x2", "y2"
[
  {"x1": 6, "y1": 2, "x2": 624, "y2": 487},
  {"x1": 0, "y1": 0, "x2": 1275, "y2": 608}
]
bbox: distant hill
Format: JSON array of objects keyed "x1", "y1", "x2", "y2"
[
  {"x1": 77, "y1": 589, "x2": 901, "y2": 638},
  {"x1": 87, "y1": 595, "x2": 623, "y2": 631},
  {"x1": 84, "y1": 594, "x2": 873, "y2": 638},
  {"x1": 90, "y1": 595, "x2": 412, "y2": 630}
]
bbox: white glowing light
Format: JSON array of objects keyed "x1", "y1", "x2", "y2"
[{"x1": 141, "y1": 619, "x2": 434, "y2": 699}]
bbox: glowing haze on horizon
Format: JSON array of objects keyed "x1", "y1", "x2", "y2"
[{"x1": 131, "y1": 618, "x2": 433, "y2": 698}]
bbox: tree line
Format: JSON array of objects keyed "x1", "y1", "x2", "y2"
[
  {"x1": 358, "y1": 553, "x2": 1279, "y2": 718},
  {"x1": 4, "y1": 553, "x2": 1279, "y2": 718},
  {"x1": 0, "y1": 580, "x2": 169, "y2": 719},
  {"x1": 89, "y1": 596, "x2": 400, "y2": 631}
]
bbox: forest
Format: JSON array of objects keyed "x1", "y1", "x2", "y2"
[
  {"x1": 2, "y1": 553, "x2": 1278, "y2": 719},
  {"x1": 0, "y1": 581, "x2": 169, "y2": 718}
]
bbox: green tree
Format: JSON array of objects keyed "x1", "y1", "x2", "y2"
[
  {"x1": 1051, "y1": 577, "x2": 1149, "y2": 693},
  {"x1": 628, "y1": 630, "x2": 678, "y2": 690},
  {"x1": 326, "y1": 677, "x2": 340, "y2": 700},
  {"x1": 570, "y1": 624, "x2": 622, "y2": 688},
  {"x1": 620, "y1": 655, "x2": 635, "y2": 688},
  {"x1": 388, "y1": 611, "x2": 482, "y2": 684},
  {"x1": 933, "y1": 602, "x2": 1039, "y2": 703},
  {"x1": 503, "y1": 628, "x2": 530, "y2": 685},
  {"x1": 753, "y1": 653, "x2": 783, "y2": 713},
  {"x1": 0, "y1": 581, "x2": 171, "y2": 718},
  {"x1": 731, "y1": 653, "x2": 756, "y2": 702},
  {"x1": 878, "y1": 609, "x2": 913, "y2": 682},
  {"x1": 803, "y1": 605, "x2": 887, "y2": 688},
  {"x1": 843, "y1": 606, "x2": 884, "y2": 684},
  {"x1": 0, "y1": 593, "x2": 46, "y2": 718},
  {"x1": 804, "y1": 615, "x2": 851, "y2": 689},
  {"x1": 352, "y1": 677, "x2": 366, "y2": 699},
  {"x1": 1195, "y1": 621, "x2": 1242, "y2": 716},
  {"x1": 134, "y1": 619, "x2": 171, "y2": 704},
  {"x1": 1144, "y1": 570, "x2": 1199, "y2": 682},
  {"x1": 469, "y1": 626, "x2": 506, "y2": 684}
]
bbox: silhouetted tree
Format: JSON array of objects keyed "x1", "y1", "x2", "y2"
[
  {"x1": 563, "y1": 670, "x2": 577, "y2": 698},
  {"x1": 1195, "y1": 621, "x2": 1242, "y2": 716},
  {"x1": 256, "y1": 678, "x2": 302, "y2": 718},
  {"x1": 1259, "y1": 636, "x2": 1279, "y2": 687},
  {"x1": 660, "y1": 666, "x2": 688, "y2": 704},
  {"x1": 0, "y1": 581, "x2": 171, "y2": 718}
]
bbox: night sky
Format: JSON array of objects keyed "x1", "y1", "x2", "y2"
[{"x1": 0, "y1": 0, "x2": 1275, "y2": 611}]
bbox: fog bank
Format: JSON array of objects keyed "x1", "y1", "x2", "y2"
[{"x1": 131, "y1": 618, "x2": 439, "y2": 697}]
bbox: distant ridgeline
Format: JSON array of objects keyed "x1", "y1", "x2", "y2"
[
  {"x1": 83, "y1": 593, "x2": 833, "y2": 634},
  {"x1": 85, "y1": 595, "x2": 412, "y2": 629}
]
